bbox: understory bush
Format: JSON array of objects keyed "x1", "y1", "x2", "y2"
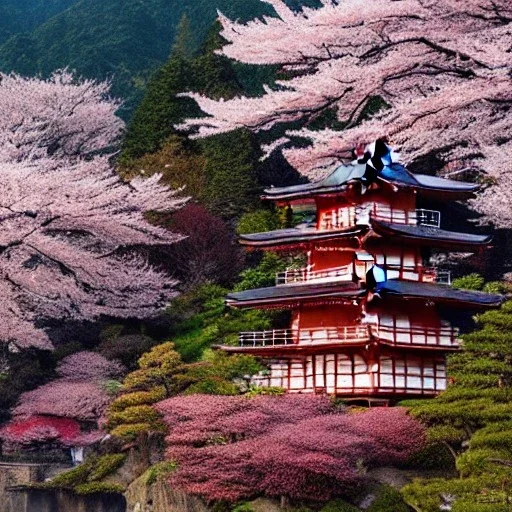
[{"x1": 156, "y1": 394, "x2": 425, "y2": 503}]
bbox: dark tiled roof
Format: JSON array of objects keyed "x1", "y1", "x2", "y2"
[
  {"x1": 239, "y1": 226, "x2": 364, "y2": 247},
  {"x1": 226, "y1": 281, "x2": 365, "y2": 307},
  {"x1": 263, "y1": 162, "x2": 366, "y2": 200},
  {"x1": 371, "y1": 220, "x2": 491, "y2": 247},
  {"x1": 380, "y1": 280, "x2": 504, "y2": 307},
  {"x1": 263, "y1": 162, "x2": 478, "y2": 201},
  {"x1": 414, "y1": 174, "x2": 479, "y2": 192}
]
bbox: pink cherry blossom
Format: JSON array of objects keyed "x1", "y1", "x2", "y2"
[{"x1": 179, "y1": 0, "x2": 512, "y2": 226}]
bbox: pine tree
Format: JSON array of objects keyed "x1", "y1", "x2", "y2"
[
  {"x1": 401, "y1": 300, "x2": 512, "y2": 511},
  {"x1": 119, "y1": 21, "x2": 260, "y2": 219}
]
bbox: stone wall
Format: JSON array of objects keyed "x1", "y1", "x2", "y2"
[
  {"x1": 16, "y1": 488, "x2": 126, "y2": 512},
  {"x1": 0, "y1": 462, "x2": 69, "y2": 512}
]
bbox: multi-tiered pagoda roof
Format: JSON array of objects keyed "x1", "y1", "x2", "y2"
[{"x1": 220, "y1": 141, "x2": 504, "y2": 400}]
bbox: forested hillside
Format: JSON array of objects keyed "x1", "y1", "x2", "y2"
[
  {"x1": 0, "y1": 0, "x2": 319, "y2": 117},
  {"x1": 0, "y1": 0, "x2": 79, "y2": 45}
]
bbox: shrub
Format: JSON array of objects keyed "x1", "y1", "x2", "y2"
[
  {"x1": 452, "y1": 273, "x2": 485, "y2": 291},
  {"x1": 156, "y1": 395, "x2": 425, "y2": 502},
  {"x1": 109, "y1": 423, "x2": 157, "y2": 440},
  {"x1": 109, "y1": 389, "x2": 167, "y2": 411},
  {"x1": 236, "y1": 209, "x2": 280, "y2": 235},
  {"x1": 107, "y1": 405, "x2": 163, "y2": 429}
]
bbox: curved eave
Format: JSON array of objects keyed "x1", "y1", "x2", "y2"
[
  {"x1": 371, "y1": 219, "x2": 491, "y2": 250},
  {"x1": 226, "y1": 282, "x2": 365, "y2": 309},
  {"x1": 413, "y1": 174, "x2": 479, "y2": 200},
  {"x1": 380, "y1": 280, "x2": 504, "y2": 309},
  {"x1": 239, "y1": 226, "x2": 365, "y2": 248},
  {"x1": 262, "y1": 184, "x2": 349, "y2": 202}
]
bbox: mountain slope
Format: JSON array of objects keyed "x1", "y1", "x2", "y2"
[
  {"x1": 0, "y1": 0, "x2": 318, "y2": 117},
  {"x1": 0, "y1": 0, "x2": 79, "y2": 45}
]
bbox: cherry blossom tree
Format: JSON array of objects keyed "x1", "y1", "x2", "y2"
[
  {"x1": 0, "y1": 70, "x2": 123, "y2": 164},
  {"x1": 0, "y1": 352, "x2": 120, "y2": 452},
  {"x1": 0, "y1": 72, "x2": 187, "y2": 350},
  {"x1": 178, "y1": 0, "x2": 512, "y2": 226},
  {"x1": 156, "y1": 394, "x2": 425, "y2": 502}
]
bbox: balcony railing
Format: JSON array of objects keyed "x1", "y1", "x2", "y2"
[
  {"x1": 371, "y1": 324, "x2": 459, "y2": 347},
  {"x1": 371, "y1": 205, "x2": 441, "y2": 228},
  {"x1": 239, "y1": 329, "x2": 294, "y2": 347},
  {"x1": 276, "y1": 264, "x2": 353, "y2": 286},
  {"x1": 239, "y1": 326, "x2": 370, "y2": 348},
  {"x1": 384, "y1": 265, "x2": 452, "y2": 285}
]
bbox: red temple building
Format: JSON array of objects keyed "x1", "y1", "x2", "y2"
[{"x1": 219, "y1": 142, "x2": 503, "y2": 400}]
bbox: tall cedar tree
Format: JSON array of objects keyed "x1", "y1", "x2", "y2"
[{"x1": 120, "y1": 21, "x2": 260, "y2": 219}]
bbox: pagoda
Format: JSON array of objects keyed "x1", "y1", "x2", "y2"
[{"x1": 220, "y1": 140, "x2": 503, "y2": 400}]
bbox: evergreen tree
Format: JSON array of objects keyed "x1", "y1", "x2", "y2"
[
  {"x1": 402, "y1": 300, "x2": 512, "y2": 511},
  {"x1": 119, "y1": 21, "x2": 260, "y2": 219},
  {"x1": 172, "y1": 13, "x2": 195, "y2": 61}
]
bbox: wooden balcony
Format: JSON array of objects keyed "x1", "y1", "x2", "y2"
[
  {"x1": 371, "y1": 205, "x2": 441, "y2": 227},
  {"x1": 371, "y1": 324, "x2": 459, "y2": 348},
  {"x1": 238, "y1": 326, "x2": 370, "y2": 348},
  {"x1": 383, "y1": 265, "x2": 452, "y2": 285},
  {"x1": 275, "y1": 263, "x2": 451, "y2": 286},
  {"x1": 238, "y1": 323, "x2": 458, "y2": 350},
  {"x1": 275, "y1": 264, "x2": 353, "y2": 286}
]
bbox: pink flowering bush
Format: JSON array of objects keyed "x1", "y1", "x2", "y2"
[
  {"x1": 56, "y1": 351, "x2": 124, "y2": 382},
  {"x1": 1, "y1": 352, "x2": 121, "y2": 453},
  {"x1": 156, "y1": 395, "x2": 425, "y2": 502},
  {"x1": 1, "y1": 416, "x2": 81, "y2": 452}
]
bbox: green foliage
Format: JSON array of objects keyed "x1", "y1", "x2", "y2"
[
  {"x1": 452, "y1": 273, "x2": 485, "y2": 291},
  {"x1": 236, "y1": 209, "x2": 281, "y2": 235},
  {"x1": 107, "y1": 405, "x2": 162, "y2": 429},
  {"x1": 367, "y1": 486, "x2": 410, "y2": 512},
  {"x1": 143, "y1": 461, "x2": 178, "y2": 486},
  {"x1": 50, "y1": 454, "x2": 127, "y2": 491},
  {"x1": 109, "y1": 423, "x2": 156, "y2": 440},
  {"x1": 87, "y1": 454, "x2": 127, "y2": 482},
  {"x1": 403, "y1": 300, "x2": 512, "y2": 511},
  {"x1": 483, "y1": 281, "x2": 509, "y2": 294},
  {"x1": 74, "y1": 482, "x2": 126, "y2": 495},
  {"x1": 169, "y1": 283, "x2": 273, "y2": 362},
  {"x1": 108, "y1": 388, "x2": 167, "y2": 411},
  {"x1": 320, "y1": 500, "x2": 359, "y2": 512},
  {"x1": 245, "y1": 385, "x2": 285, "y2": 397},
  {"x1": 108, "y1": 342, "x2": 185, "y2": 439},
  {"x1": 234, "y1": 252, "x2": 289, "y2": 292},
  {"x1": 51, "y1": 463, "x2": 91, "y2": 487},
  {"x1": 198, "y1": 129, "x2": 260, "y2": 218},
  {"x1": 0, "y1": 0, "x2": 284, "y2": 118}
]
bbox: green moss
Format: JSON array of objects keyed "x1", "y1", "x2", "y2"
[
  {"x1": 143, "y1": 461, "x2": 178, "y2": 486},
  {"x1": 367, "y1": 486, "x2": 410, "y2": 512},
  {"x1": 87, "y1": 454, "x2": 127, "y2": 482},
  {"x1": 320, "y1": 500, "x2": 359, "y2": 512},
  {"x1": 50, "y1": 463, "x2": 91, "y2": 487},
  {"x1": 48, "y1": 453, "x2": 127, "y2": 491},
  {"x1": 74, "y1": 482, "x2": 126, "y2": 495}
]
